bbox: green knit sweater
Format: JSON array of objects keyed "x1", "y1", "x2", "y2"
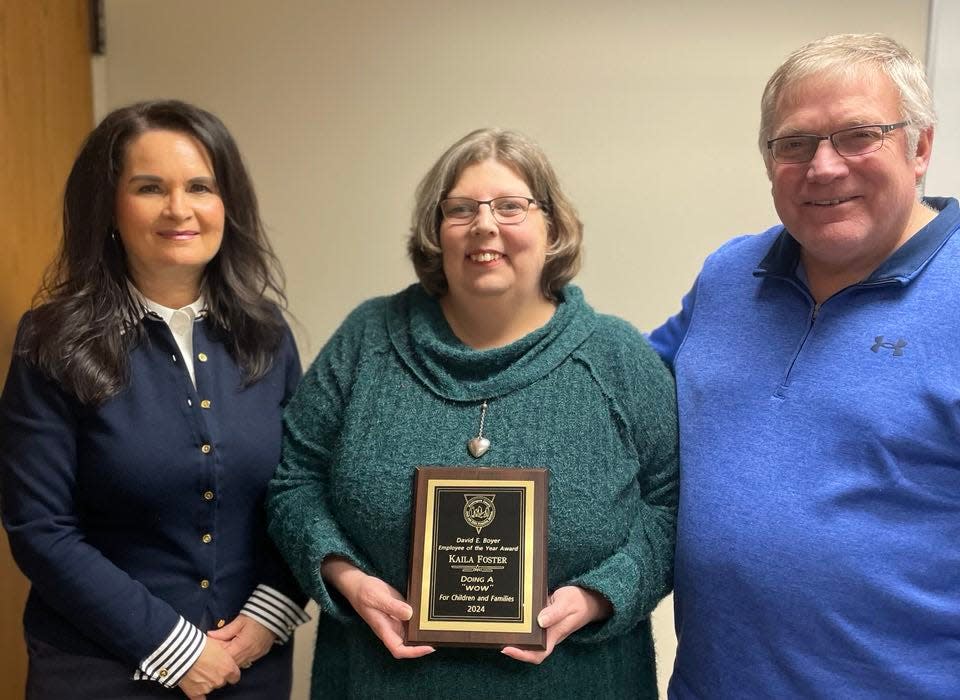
[{"x1": 267, "y1": 284, "x2": 678, "y2": 699}]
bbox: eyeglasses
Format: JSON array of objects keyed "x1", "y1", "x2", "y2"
[
  {"x1": 766, "y1": 121, "x2": 910, "y2": 164},
  {"x1": 439, "y1": 196, "x2": 539, "y2": 224}
]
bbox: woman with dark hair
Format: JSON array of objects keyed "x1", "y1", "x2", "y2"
[
  {"x1": 267, "y1": 128, "x2": 678, "y2": 698},
  {"x1": 1, "y1": 100, "x2": 308, "y2": 699}
]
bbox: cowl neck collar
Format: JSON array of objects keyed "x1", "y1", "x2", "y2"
[{"x1": 387, "y1": 284, "x2": 595, "y2": 402}]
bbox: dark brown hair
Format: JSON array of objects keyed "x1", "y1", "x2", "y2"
[{"x1": 17, "y1": 100, "x2": 287, "y2": 404}]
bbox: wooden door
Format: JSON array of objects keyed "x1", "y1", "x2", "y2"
[{"x1": 0, "y1": 1, "x2": 92, "y2": 693}]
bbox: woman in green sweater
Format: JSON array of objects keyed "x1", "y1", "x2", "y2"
[{"x1": 267, "y1": 128, "x2": 678, "y2": 698}]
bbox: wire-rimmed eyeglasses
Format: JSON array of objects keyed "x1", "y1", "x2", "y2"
[
  {"x1": 766, "y1": 121, "x2": 910, "y2": 164},
  {"x1": 439, "y1": 196, "x2": 539, "y2": 225}
]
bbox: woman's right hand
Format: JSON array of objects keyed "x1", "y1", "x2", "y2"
[
  {"x1": 322, "y1": 556, "x2": 435, "y2": 660},
  {"x1": 179, "y1": 638, "x2": 241, "y2": 699}
]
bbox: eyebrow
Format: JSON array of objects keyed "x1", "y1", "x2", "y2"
[
  {"x1": 775, "y1": 119, "x2": 880, "y2": 136},
  {"x1": 126, "y1": 174, "x2": 218, "y2": 186},
  {"x1": 445, "y1": 192, "x2": 533, "y2": 199}
]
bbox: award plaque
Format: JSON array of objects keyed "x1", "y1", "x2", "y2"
[{"x1": 406, "y1": 466, "x2": 547, "y2": 649}]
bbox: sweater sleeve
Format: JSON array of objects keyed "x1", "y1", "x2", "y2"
[
  {"x1": 0, "y1": 349, "x2": 186, "y2": 669},
  {"x1": 265, "y1": 304, "x2": 379, "y2": 622},
  {"x1": 647, "y1": 275, "x2": 699, "y2": 372},
  {"x1": 246, "y1": 326, "x2": 311, "y2": 626},
  {"x1": 567, "y1": 327, "x2": 679, "y2": 643}
]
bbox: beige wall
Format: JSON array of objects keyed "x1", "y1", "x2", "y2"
[
  {"x1": 100, "y1": 2, "x2": 928, "y2": 697},
  {"x1": 926, "y1": 0, "x2": 960, "y2": 196}
]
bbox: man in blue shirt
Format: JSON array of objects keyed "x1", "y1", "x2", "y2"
[{"x1": 650, "y1": 33, "x2": 960, "y2": 699}]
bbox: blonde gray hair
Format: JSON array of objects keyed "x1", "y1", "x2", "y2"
[
  {"x1": 408, "y1": 128, "x2": 583, "y2": 299},
  {"x1": 759, "y1": 33, "x2": 936, "y2": 170}
]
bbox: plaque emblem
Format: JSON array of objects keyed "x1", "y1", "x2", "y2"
[{"x1": 463, "y1": 494, "x2": 496, "y2": 534}]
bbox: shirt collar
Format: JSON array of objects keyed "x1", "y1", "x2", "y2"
[
  {"x1": 754, "y1": 196, "x2": 960, "y2": 286},
  {"x1": 127, "y1": 279, "x2": 207, "y2": 322}
]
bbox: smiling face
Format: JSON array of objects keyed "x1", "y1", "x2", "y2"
[
  {"x1": 769, "y1": 68, "x2": 932, "y2": 287},
  {"x1": 115, "y1": 129, "x2": 225, "y2": 303},
  {"x1": 439, "y1": 158, "x2": 550, "y2": 311}
]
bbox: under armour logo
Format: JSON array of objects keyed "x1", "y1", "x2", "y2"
[{"x1": 871, "y1": 336, "x2": 907, "y2": 356}]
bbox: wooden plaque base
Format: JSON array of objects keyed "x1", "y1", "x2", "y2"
[{"x1": 406, "y1": 466, "x2": 547, "y2": 649}]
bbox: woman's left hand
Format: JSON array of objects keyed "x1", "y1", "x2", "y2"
[
  {"x1": 501, "y1": 585, "x2": 612, "y2": 665},
  {"x1": 206, "y1": 614, "x2": 277, "y2": 669}
]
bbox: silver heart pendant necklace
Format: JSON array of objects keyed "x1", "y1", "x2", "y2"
[{"x1": 466, "y1": 400, "x2": 490, "y2": 458}]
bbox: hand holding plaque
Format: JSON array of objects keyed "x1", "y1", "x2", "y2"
[
  {"x1": 406, "y1": 467, "x2": 548, "y2": 649},
  {"x1": 321, "y1": 556, "x2": 435, "y2": 659},
  {"x1": 501, "y1": 584, "x2": 613, "y2": 664}
]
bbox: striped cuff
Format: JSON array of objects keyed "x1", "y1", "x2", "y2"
[
  {"x1": 134, "y1": 616, "x2": 206, "y2": 688},
  {"x1": 240, "y1": 584, "x2": 311, "y2": 643}
]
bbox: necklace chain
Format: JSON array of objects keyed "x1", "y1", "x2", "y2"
[{"x1": 476, "y1": 401, "x2": 487, "y2": 438}]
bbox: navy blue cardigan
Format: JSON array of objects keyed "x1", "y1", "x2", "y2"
[{"x1": 0, "y1": 314, "x2": 305, "y2": 671}]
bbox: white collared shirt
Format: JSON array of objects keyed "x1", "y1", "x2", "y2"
[{"x1": 128, "y1": 283, "x2": 206, "y2": 387}]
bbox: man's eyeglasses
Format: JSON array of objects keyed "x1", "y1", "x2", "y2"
[
  {"x1": 439, "y1": 196, "x2": 539, "y2": 225},
  {"x1": 766, "y1": 121, "x2": 910, "y2": 164}
]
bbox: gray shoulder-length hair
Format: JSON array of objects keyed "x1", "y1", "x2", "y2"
[
  {"x1": 408, "y1": 128, "x2": 583, "y2": 300},
  {"x1": 759, "y1": 33, "x2": 936, "y2": 173}
]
